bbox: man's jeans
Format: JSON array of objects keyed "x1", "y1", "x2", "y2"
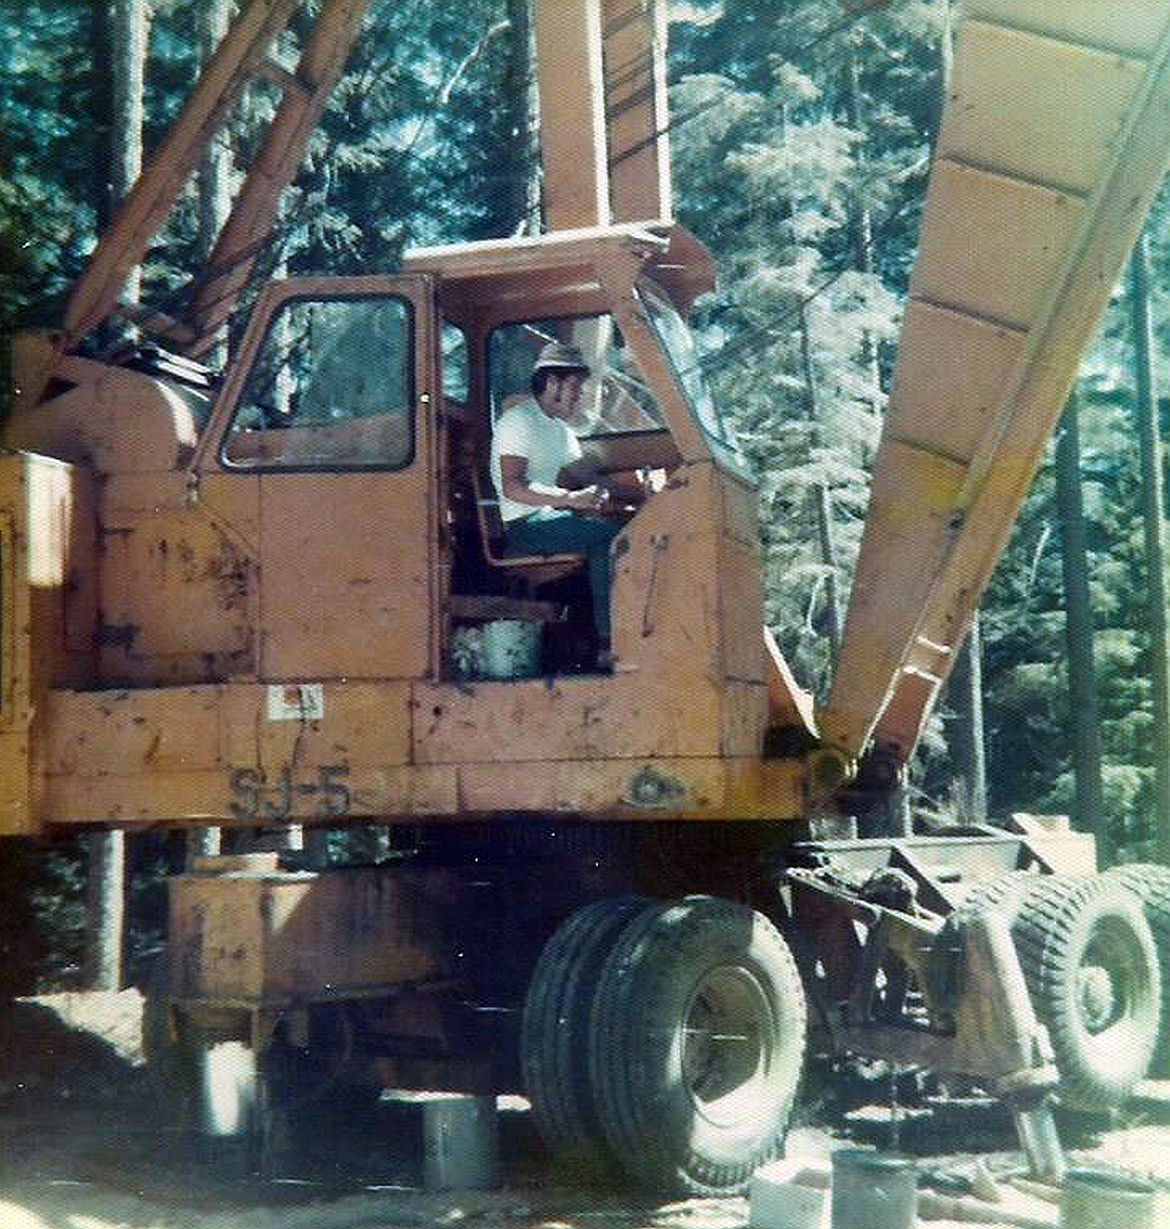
[{"x1": 505, "y1": 511, "x2": 621, "y2": 640}]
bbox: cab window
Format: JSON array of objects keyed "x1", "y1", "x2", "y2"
[
  {"x1": 636, "y1": 277, "x2": 750, "y2": 474},
  {"x1": 488, "y1": 313, "x2": 663, "y2": 436},
  {"x1": 223, "y1": 295, "x2": 414, "y2": 470}
]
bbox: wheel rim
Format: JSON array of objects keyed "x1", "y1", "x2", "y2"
[
  {"x1": 681, "y1": 965, "x2": 776, "y2": 1129},
  {"x1": 1074, "y1": 915, "x2": 1150, "y2": 1052}
]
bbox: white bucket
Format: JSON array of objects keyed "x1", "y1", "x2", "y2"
[
  {"x1": 422, "y1": 1094, "x2": 500, "y2": 1190},
  {"x1": 1060, "y1": 1168, "x2": 1158, "y2": 1229},
  {"x1": 480, "y1": 619, "x2": 540, "y2": 679}
]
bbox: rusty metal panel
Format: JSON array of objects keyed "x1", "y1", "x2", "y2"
[
  {"x1": 3, "y1": 358, "x2": 205, "y2": 475},
  {"x1": 194, "y1": 275, "x2": 439, "y2": 684},
  {"x1": 257, "y1": 469, "x2": 431, "y2": 680},
  {"x1": 169, "y1": 864, "x2": 468, "y2": 1001},
  {"x1": 45, "y1": 687, "x2": 222, "y2": 778},
  {"x1": 0, "y1": 442, "x2": 94, "y2": 684},
  {"x1": 39, "y1": 680, "x2": 451, "y2": 828},
  {"x1": 720, "y1": 474, "x2": 759, "y2": 547},
  {"x1": 724, "y1": 757, "x2": 805, "y2": 821},
  {"x1": 0, "y1": 460, "x2": 31, "y2": 834},
  {"x1": 718, "y1": 542, "x2": 766, "y2": 684},
  {"x1": 609, "y1": 466, "x2": 723, "y2": 677},
  {"x1": 939, "y1": 21, "x2": 1145, "y2": 197},
  {"x1": 413, "y1": 673, "x2": 723, "y2": 766},
  {"x1": 910, "y1": 160, "x2": 1085, "y2": 330},
  {"x1": 24, "y1": 455, "x2": 97, "y2": 693},
  {"x1": 0, "y1": 501, "x2": 16, "y2": 723},
  {"x1": 256, "y1": 681, "x2": 411, "y2": 774},
  {"x1": 721, "y1": 681, "x2": 767, "y2": 758},
  {"x1": 41, "y1": 762, "x2": 459, "y2": 828},
  {"x1": 98, "y1": 473, "x2": 257, "y2": 685},
  {"x1": 0, "y1": 453, "x2": 96, "y2": 836},
  {"x1": 62, "y1": 467, "x2": 98, "y2": 677},
  {"x1": 44, "y1": 770, "x2": 238, "y2": 827},
  {"x1": 457, "y1": 756, "x2": 680, "y2": 815}
]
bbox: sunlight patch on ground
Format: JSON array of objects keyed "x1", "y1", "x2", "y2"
[{"x1": 20, "y1": 991, "x2": 145, "y2": 1066}]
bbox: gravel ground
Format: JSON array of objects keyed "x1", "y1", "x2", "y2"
[{"x1": 1, "y1": 991, "x2": 1168, "y2": 1229}]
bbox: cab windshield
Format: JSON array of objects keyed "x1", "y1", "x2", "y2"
[
  {"x1": 488, "y1": 313, "x2": 664, "y2": 439},
  {"x1": 636, "y1": 278, "x2": 749, "y2": 474}
]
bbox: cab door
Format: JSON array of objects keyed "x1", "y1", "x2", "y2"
[{"x1": 198, "y1": 275, "x2": 439, "y2": 681}]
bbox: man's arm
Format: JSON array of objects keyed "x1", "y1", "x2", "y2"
[{"x1": 498, "y1": 454, "x2": 607, "y2": 513}]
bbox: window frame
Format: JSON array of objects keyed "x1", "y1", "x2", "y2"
[
  {"x1": 634, "y1": 276, "x2": 751, "y2": 478},
  {"x1": 218, "y1": 289, "x2": 419, "y2": 475}
]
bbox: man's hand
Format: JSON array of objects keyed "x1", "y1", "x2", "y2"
[{"x1": 565, "y1": 485, "x2": 611, "y2": 514}]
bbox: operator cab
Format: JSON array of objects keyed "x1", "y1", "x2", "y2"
[
  {"x1": 145, "y1": 222, "x2": 757, "y2": 692},
  {"x1": 403, "y1": 221, "x2": 749, "y2": 679}
]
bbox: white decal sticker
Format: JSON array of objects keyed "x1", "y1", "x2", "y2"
[{"x1": 267, "y1": 683, "x2": 324, "y2": 721}]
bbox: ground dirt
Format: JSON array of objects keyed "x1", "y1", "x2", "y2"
[{"x1": 1, "y1": 991, "x2": 1169, "y2": 1229}]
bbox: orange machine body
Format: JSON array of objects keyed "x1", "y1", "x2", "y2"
[{"x1": 3, "y1": 223, "x2": 807, "y2": 837}]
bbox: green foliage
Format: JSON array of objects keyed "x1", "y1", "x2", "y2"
[{"x1": 670, "y1": 0, "x2": 939, "y2": 695}]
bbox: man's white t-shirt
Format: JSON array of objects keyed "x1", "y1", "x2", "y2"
[{"x1": 490, "y1": 397, "x2": 583, "y2": 524}]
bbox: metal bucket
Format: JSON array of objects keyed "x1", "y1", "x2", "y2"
[
  {"x1": 422, "y1": 1094, "x2": 500, "y2": 1191},
  {"x1": 1060, "y1": 1167, "x2": 1158, "y2": 1229},
  {"x1": 831, "y1": 1149, "x2": 917, "y2": 1229},
  {"x1": 194, "y1": 1039, "x2": 257, "y2": 1138},
  {"x1": 480, "y1": 619, "x2": 541, "y2": 679}
]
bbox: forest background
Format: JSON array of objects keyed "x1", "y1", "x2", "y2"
[{"x1": 1, "y1": 0, "x2": 1168, "y2": 990}]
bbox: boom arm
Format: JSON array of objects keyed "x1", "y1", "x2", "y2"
[
  {"x1": 182, "y1": 0, "x2": 376, "y2": 358},
  {"x1": 821, "y1": 1, "x2": 1170, "y2": 765},
  {"x1": 60, "y1": 0, "x2": 307, "y2": 352},
  {"x1": 532, "y1": 0, "x2": 672, "y2": 231},
  {"x1": 41, "y1": 0, "x2": 670, "y2": 393}
]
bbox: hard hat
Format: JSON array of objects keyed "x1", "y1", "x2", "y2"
[{"x1": 532, "y1": 341, "x2": 591, "y2": 375}]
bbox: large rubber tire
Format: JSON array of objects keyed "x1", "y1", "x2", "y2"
[
  {"x1": 521, "y1": 896, "x2": 650, "y2": 1174},
  {"x1": 1012, "y1": 874, "x2": 1160, "y2": 1110},
  {"x1": 1105, "y1": 863, "x2": 1170, "y2": 1074},
  {"x1": 589, "y1": 896, "x2": 806, "y2": 1195}
]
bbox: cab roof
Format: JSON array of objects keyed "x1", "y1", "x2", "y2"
[{"x1": 402, "y1": 220, "x2": 716, "y2": 323}]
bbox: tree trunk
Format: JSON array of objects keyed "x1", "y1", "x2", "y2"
[
  {"x1": 84, "y1": 0, "x2": 148, "y2": 991},
  {"x1": 89, "y1": 0, "x2": 114, "y2": 233},
  {"x1": 111, "y1": 0, "x2": 147, "y2": 304},
  {"x1": 1054, "y1": 389, "x2": 1108, "y2": 862},
  {"x1": 1130, "y1": 230, "x2": 1170, "y2": 863},
  {"x1": 947, "y1": 613, "x2": 988, "y2": 820},
  {"x1": 843, "y1": 52, "x2": 880, "y2": 418},
  {"x1": 798, "y1": 301, "x2": 842, "y2": 657},
  {"x1": 84, "y1": 831, "x2": 125, "y2": 990},
  {"x1": 195, "y1": 0, "x2": 233, "y2": 367},
  {"x1": 504, "y1": 0, "x2": 540, "y2": 234}
]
